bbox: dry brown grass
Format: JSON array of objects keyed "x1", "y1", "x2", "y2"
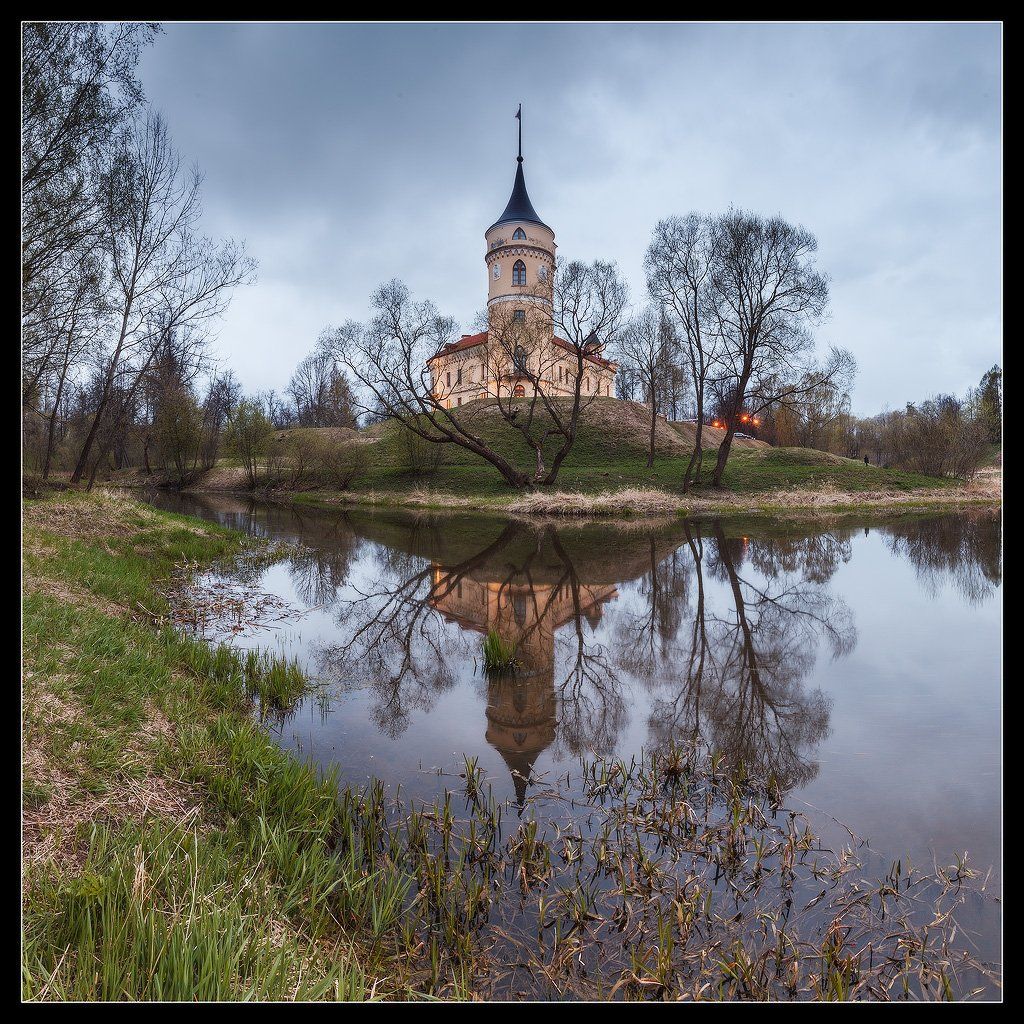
[
  {"x1": 24, "y1": 490, "x2": 212, "y2": 540},
  {"x1": 508, "y1": 487, "x2": 682, "y2": 518},
  {"x1": 968, "y1": 462, "x2": 1002, "y2": 499},
  {"x1": 182, "y1": 464, "x2": 249, "y2": 490},
  {"x1": 22, "y1": 680, "x2": 201, "y2": 878},
  {"x1": 22, "y1": 492, "x2": 211, "y2": 876},
  {"x1": 22, "y1": 573, "x2": 128, "y2": 619},
  {"x1": 505, "y1": 482, "x2": 1001, "y2": 520}
]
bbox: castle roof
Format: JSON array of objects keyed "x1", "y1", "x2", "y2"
[
  {"x1": 487, "y1": 158, "x2": 550, "y2": 234},
  {"x1": 427, "y1": 332, "x2": 488, "y2": 362},
  {"x1": 429, "y1": 332, "x2": 616, "y2": 370}
]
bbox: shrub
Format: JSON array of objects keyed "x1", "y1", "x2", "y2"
[
  {"x1": 306, "y1": 435, "x2": 369, "y2": 490},
  {"x1": 224, "y1": 401, "x2": 273, "y2": 488},
  {"x1": 397, "y1": 424, "x2": 447, "y2": 477}
]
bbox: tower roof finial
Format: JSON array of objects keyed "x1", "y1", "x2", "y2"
[{"x1": 487, "y1": 104, "x2": 549, "y2": 233}]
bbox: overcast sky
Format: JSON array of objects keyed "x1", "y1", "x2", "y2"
[{"x1": 137, "y1": 21, "x2": 1001, "y2": 414}]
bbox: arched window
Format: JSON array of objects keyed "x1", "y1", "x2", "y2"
[
  {"x1": 512, "y1": 228, "x2": 527, "y2": 240},
  {"x1": 513, "y1": 260, "x2": 527, "y2": 286},
  {"x1": 513, "y1": 384, "x2": 526, "y2": 398}
]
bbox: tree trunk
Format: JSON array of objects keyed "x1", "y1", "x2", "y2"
[
  {"x1": 41, "y1": 367, "x2": 70, "y2": 480},
  {"x1": 647, "y1": 400, "x2": 657, "y2": 469},
  {"x1": 71, "y1": 280, "x2": 137, "y2": 484},
  {"x1": 86, "y1": 453, "x2": 102, "y2": 491},
  {"x1": 712, "y1": 428, "x2": 736, "y2": 488},
  {"x1": 682, "y1": 421, "x2": 703, "y2": 494}
]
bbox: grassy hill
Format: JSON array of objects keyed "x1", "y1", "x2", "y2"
[
  {"x1": 131, "y1": 396, "x2": 957, "y2": 503},
  {"x1": 315, "y1": 397, "x2": 951, "y2": 498}
]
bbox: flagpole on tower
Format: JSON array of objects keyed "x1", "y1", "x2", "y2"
[{"x1": 516, "y1": 103, "x2": 522, "y2": 162}]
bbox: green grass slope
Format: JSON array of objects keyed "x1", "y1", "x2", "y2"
[{"x1": 347, "y1": 398, "x2": 951, "y2": 497}]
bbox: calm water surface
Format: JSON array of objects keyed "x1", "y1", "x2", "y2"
[{"x1": 144, "y1": 492, "x2": 1002, "y2": 956}]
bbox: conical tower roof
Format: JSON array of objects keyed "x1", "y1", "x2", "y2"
[{"x1": 488, "y1": 157, "x2": 549, "y2": 233}]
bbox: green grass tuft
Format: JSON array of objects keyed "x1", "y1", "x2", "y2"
[{"x1": 482, "y1": 629, "x2": 517, "y2": 673}]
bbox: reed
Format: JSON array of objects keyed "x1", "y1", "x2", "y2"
[{"x1": 481, "y1": 629, "x2": 517, "y2": 673}]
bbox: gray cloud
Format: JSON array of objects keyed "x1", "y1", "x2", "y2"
[{"x1": 138, "y1": 22, "x2": 1001, "y2": 413}]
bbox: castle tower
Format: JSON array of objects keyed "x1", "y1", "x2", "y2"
[
  {"x1": 483, "y1": 107, "x2": 556, "y2": 364},
  {"x1": 426, "y1": 107, "x2": 616, "y2": 406}
]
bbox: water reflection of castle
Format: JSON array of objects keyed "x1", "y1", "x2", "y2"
[{"x1": 430, "y1": 569, "x2": 617, "y2": 805}]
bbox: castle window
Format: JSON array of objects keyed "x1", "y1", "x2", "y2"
[
  {"x1": 514, "y1": 309, "x2": 526, "y2": 322},
  {"x1": 513, "y1": 228, "x2": 527, "y2": 240},
  {"x1": 456, "y1": 367, "x2": 462, "y2": 385},
  {"x1": 513, "y1": 260, "x2": 527, "y2": 286},
  {"x1": 513, "y1": 384, "x2": 526, "y2": 398},
  {"x1": 457, "y1": 396, "x2": 462, "y2": 406},
  {"x1": 446, "y1": 371, "x2": 451, "y2": 387}
]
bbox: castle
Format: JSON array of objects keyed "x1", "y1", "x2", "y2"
[{"x1": 428, "y1": 116, "x2": 617, "y2": 409}]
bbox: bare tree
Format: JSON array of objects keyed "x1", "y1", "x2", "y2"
[
  {"x1": 253, "y1": 388, "x2": 295, "y2": 429},
  {"x1": 484, "y1": 259, "x2": 629, "y2": 483},
  {"x1": 21, "y1": 22, "x2": 158, "y2": 347},
  {"x1": 32, "y1": 259, "x2": 108, "y2": 478},
  {"x1": 645, "y1": 213, "x2": 720, "y2": 490},
  {"x1": 69, "y1": 113, "x2": 254, "y2": 486},
  {"x1": 706, "y1": 209, "x2": 848, "y2": 487},
  {"x1": 199, "y1": 370, "x2": 242, "y2": 469},
  {"x1": 286, "y1": 349, "x2": 357, "y2": 428},
  {"x1": 614, "y1": 305, "x2": 676, "y2": 468},
  {"x1": 324, "y1": 281, "x2": 531, "y2": 489}
]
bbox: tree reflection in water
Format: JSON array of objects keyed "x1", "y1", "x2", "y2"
[
  {"x1": 310, "y1": 513, "x2": 866, "y2": 802},
  {"x1": 638, "y1": 523, "x2": 854, "y2": 791},
  {"x1": 879, "y1": 511, "x2": 1001, "y2": 606},
  {"x1": 147, "y1": 493, "x2": 999, "y2": 810}
]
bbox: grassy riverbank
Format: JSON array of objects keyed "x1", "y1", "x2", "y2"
[
  {"x1": 22, "y1": 491, "x2": 998, "y2": 1001},
  {"x1": 99, "y1": 397, "x2": 1003, "y2": 520},
  {"x1": 22, "y1": 491, "x2": 414, "y2": 999}
]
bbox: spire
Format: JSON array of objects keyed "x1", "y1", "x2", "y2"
[{"x1": 487, "y1": 104, "x2": 549, "y2": 233}]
